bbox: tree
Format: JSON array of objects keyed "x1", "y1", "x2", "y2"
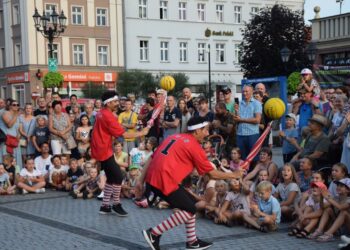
[
  {"x1": 287, "y1": 72, "x2": 301, "y2": 95},
  {"x1": 117, "y1": 70, "x2": 158, "y2": 98},
  {"x1": 240, "y1": 5, "x2": 310, "y2": 78},
  {"x1": 81, "y1": 82, "x2": 108, "y2": 99},
  {"x1": 43, "y1": 72, "x2": 64, "y2": 89}
]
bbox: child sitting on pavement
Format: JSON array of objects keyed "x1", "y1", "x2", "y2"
[
  {"x1": 122, "y1": 165, "x2": 141, "y2": 198},
  {"x1": 17, "y1": 158, "x2": 46, "y2": 194},
  {"x1": 72, "y1": 167, "x2": 100, "y2": 199},
  {"x1": 243, "y1": 181, "x2": 281, "y2": 232},
  {"x1": 49, "y1": 155, "x2": 69, "y2": 190},
  {"x1": 0, "y1": 163, "x2": 16, "y2": 195},
  {"x1": 65, "y1": 158, "x2": 84, "y2": 192}
]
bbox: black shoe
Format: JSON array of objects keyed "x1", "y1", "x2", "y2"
[
  {"x1": 112, "y1": 203, "x2": 128, "y2": 217},
  {"x1": 186, "y1": 238, "x2": 213, "y2": 250},
  {"x1": 142, "y1": 228, "x2": 161, "y2": 250},
  {"x1": 99, "y1": 205, "x2": 112, "y2": 214}
]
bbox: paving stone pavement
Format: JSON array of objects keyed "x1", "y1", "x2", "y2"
[{"x1": 0, "y1": 148, "x2": 341, "y2": 250}]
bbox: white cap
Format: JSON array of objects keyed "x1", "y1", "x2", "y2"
[
  {"x1": 300, "y1": 68, "x2": 312, "y2": 75},
  {"x1": 286, "y1": 113, "x2": 296, "y2": 122}
]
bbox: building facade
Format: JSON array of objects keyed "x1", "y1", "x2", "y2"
[
  {"x1": 123, "y1": 0, "x2": 304, "y2": 94},
  {"x1": 311, "y1": 9, "x2": 350, "y2": 87},
  {"x1": 0, "y1": 0, "x2": 124, "y2": 106}
]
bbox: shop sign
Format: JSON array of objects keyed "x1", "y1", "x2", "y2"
[
  {"x1": 6, "y1": 72, "x2": 30, "y2": 84},
  {"x1": 60, "y1": 72, "x2": 117, "y2": 82}
]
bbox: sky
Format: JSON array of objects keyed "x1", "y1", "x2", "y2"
[{"x1": 304, "y1": 0, "x2": 350, "y2": 24}]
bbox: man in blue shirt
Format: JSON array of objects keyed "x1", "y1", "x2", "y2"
[{"x1": 234, "y1": 85, "x2": 262, "y2": 160}]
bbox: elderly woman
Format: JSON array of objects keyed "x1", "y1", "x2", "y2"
[
  {"x1": 82, "y1": 101, "x2": 96, "y2": 126},
  {"x1": 19, "y1": 103, "x2": 36, "y2": 159},
  {"x1": 49, "y1": 100, "x2": 73, "y2": 155},
  {"x1": 1, "y1": 99, "x2": 22, "y2": 167}
]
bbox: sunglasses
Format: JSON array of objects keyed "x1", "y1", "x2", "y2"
[{"x1": 12, "y1": 104, "x2": 19, "y2": 107}]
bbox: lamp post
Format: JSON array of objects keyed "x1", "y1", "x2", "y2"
[
  {"x1": 280, "y1": 46, "x2": 291, "y2": 73},
  {"x1": 32, "y1": 7, "x2": 67, "y2": 59},
  {"x1": 336, "y1": 0, "x2": 344, "y2": 14},
  {"x1": 306, "y1": 42, "x2": 317, "y2": 63},
  {"x1": 207, "y1": 44, "x2": 212, "y2": 110}
]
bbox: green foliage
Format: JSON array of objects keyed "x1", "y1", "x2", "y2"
[
  {"x1": 287, "y1": 72, "x2": 301, "y2": 95},
  {"x1": 117, "y1": 70, "x2": 158, "y2": 98},
  {"x1": 43, "y1": 72, "x2": 64, "y2": 89},
  {"x1": 240, "y1": 4, "x2": 310, "y2": 78},
  {"x1": 81, "y1": 82, "x2": 108, "y2": 99}
]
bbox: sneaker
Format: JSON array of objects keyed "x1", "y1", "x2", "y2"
[
  {"x1": 22, "y1": 189, "x2": 28, "y2": 195},
  {"x1": 186, "y1": 239, "x2": 213, "y2": 250},
  {"x1": 97, "y1": 191, "x2": 104, "y2": 200},
  {"x1": 142, "y1": 228, "x2": 161, "y2": 250},
  {"x1": 112, "y1": 203, "x2": 128, "y2": 217},
  {"x1": 99, "y1": 205, "x2": 112, "y2": 214}
]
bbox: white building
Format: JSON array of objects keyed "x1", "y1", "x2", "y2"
[{"x1": 123, "y1": 0, "x2": 304, "y2": 94}]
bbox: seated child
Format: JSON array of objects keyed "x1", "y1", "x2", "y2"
[
  {"x1": 72, "y1": 167, "x2": 100, "y2": 199},
  {"x1": 205, "y1": 180, "x2": 228, "y2": 220},
  {"x1": 216, "y1": 178, "x2": 250, "y2": 225},
  {"x1": 129, "y1": 141, "x2": 146, "y2": 169},
  {"x1": 49, "y1": 155, "x2": 69, "y2": 190},
  {"x1": 297, "y1": 157, "x2": 313, "y2": 193},
  {"x1": 249, "y1": 169, "x2": 276, "y2": 205},
  {"x1": 17, "y1": 158, "x2": 46, "y2": 194},
  {"x1": 274, "y1": 163, "x2": 301, "y2": 221},
  {"x1": 122, "y1": 165, "x2": 141, "y2": 198},
  {"x1": 0, "y1": 163, "x2": 16, "y2": 195},
  {"x1": 3, "y1": 154, "x2": 18, "y2": 185},
  {"x1": 229, "y1": 147, "x2": 244, "y2": 172},
  {"x1": 243, "y1": 181, "x2": 281, "y2": 232},
  {"x1": 65, "y1": 158, "x2": 84, "y2": 192},
  {"x1": 289, "y1": 181, "x2": 326, "y2": 238},
  {"x1": 315, "y1": 178, "x2": 350, "y2": 242}
]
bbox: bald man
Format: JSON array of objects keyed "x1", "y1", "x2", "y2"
[
  {"x1": 182, "y1": 88, "x2": 195, "y2": 113},
  {"x1": 255, "y1": 83, "x2": 271, "y2": 146}
]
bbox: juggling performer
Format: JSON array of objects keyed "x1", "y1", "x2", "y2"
[
  {"x1": 137, "y1": 116, "x2": 243, "y2": 250},
  {"x1": 91, "y1": 91, "x2": 149, "y2": 215}
]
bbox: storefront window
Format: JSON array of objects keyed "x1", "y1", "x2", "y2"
[{"x1": 12, "y1": 84, "x2": 25, "y2": 107}]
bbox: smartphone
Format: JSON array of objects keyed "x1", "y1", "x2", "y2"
[{"x1": 234, "y1": 97, "x2": 239, "y2": 104}]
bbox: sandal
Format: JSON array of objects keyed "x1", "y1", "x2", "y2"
[
  {"x1": 317, "y1": 233, "x2": 335, "y2": 242},
  {"x1": 259, "y1": 225, "x2": 268, "y2": 233},
  {"x1": 296, "y1": 229, "x2": 309, "y2": 238},
  {"x1": 307, "y1": 230, "x2": 323, "y2": 240},
  {"x1": 288, "y1": 227, "x2": 300, "y2": 236}
]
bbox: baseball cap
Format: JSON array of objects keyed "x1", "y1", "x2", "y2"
[
  {"x1": 129, "y1": 164, "x2": 140, "y2": 171},
  {"x1": 310, "y1": 181, "x2": 327, "y2": 190},
  {"x1": 286, "y1": 113, "x2": 296, "y2": 122},
  {"x1": 300, "y1": 68, "x2": 313, "y2": 75},
  {"x1": 334, "y1": 178, "x2": 350, "y2": 189},
  {"x1": 120, "y1": 96, "x2": 127, "y2": 100}
]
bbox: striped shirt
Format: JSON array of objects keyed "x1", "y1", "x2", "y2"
[{"x1": 237, "y1": 98, "x2": 262, "y2": 136}]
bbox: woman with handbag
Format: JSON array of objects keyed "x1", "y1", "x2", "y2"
[
  {"x1": 19, "y1": 103, "x2": 36, "y2": 161},
  {"x1": 1, "y1": 99, "x2": 22, "y2": 168},
  {"x1": 49, "y1": 100, "x2": 73, "y2": 156}
]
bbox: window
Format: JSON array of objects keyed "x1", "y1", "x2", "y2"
[
  {"x1": 234, "y1": 6, "x2": 242, "y2": 24},
  {"x1": 139, "y1": 0, "x2": 147, "y2": 19},
  {"x1": 0, "y1": 47, "x2": 5, "y2": 68},
  {"x1": 160, "y1": 41, "x2": 169, "y2": 62},
  {"x1": 216, "y1": 5, "x2": 224, "y2": 23},
  {"x1": 139, "y1": 40, "x2": 149, "y2": 61},
  {"x1": 97, "y1": 45, "x2": 108, "y2": 66},
  {"x1": 251, "y1": 7, "x2": 259, "y2": 16},
  {"x1": 13, "y1": 84, "x2": 25, "y2": 107},
  {"x1": 197, "y1": 3, "x2": 205, "y2": 22},
  {"x1": 96, "y1": 8, "x2": 107, "y2": 26},
  {"x1": 15, "y1": 44, "x2": 21, "y2": 65},
  {"x1": 216, "y1": 43, "x2": 225, "y2": 63},
  {"x1": 73, "y1": 44, "x2": 84, "y2": 65},
  {"x1": 48, "y1": 43, "x2": 60, "y2": 64},
  {"x1": 179, "y1": 2, "x2": 187, "y2": 20},
  {"x1": 179, "y1": 42, "x2": 188, "y2": 62},
  {"x1": 0, "y1": 10, "x2": 3, "y2": 29},
  {"x1": 1, "y1": 86, "x2": 7, "y2": 99},
  {"x1": 72, "y1": 6, "x2": 83, "y2": 25},
  {"x1": 198, "y1": 43, "x2": 206, "y2": 62},
  {"x1": 45, "y1": 4, "x2": 58, "y2": 22},
  {"x1": 160, "y1": 1, "x2": 168, "y2": 20},
  {"x1": 234, "y1": 44, "x2": 241, "y2": 63},
  {"x1": 12, "y1": 5, "x2": 20, "y2": 25}
]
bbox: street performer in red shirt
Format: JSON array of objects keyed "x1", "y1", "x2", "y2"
[
  {"x1": 91, "y1": 91, "x2": 149, "y2": 216},
  {"x1": 138, "y1": 116, "x2": 243, "y2": 250}
]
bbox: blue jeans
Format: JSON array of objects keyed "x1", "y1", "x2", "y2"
[{"x1": 236, "y1": 134, "x2": 260, "y2": 160}]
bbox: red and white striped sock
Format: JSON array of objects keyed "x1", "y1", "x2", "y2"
[
  {"x1": 102, "y1": 183, "x2": 113, "y2": 206},
  {"x1": 185, "y1": 214, "x2": 197, "y2": 243},
  {"x1": 151, "y1": 210, "x2": 197, "y2": 242},
  {"x1": 112, "y1": 184, "x2": 122, "y2": 205}
]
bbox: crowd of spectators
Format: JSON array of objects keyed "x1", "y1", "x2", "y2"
[{"x1": 0, "y1": 68, "x2": 349, "y2": 244}]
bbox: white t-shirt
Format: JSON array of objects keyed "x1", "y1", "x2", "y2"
[
  {"x1": 20, "y1": 168, "x2": 43, "y2": 178},
  {"x1": 34, "y1": 155, "x2": 52, "y2": 175},
  {"x1": 225, "y1": 191, "x2": 250, "y2": 215},
  {"x1": 49, "y1": 165, "x2": 69, "y2": 183},
  {"x1": 276, "y1": 182, "x2": 301, "y2": 203}
]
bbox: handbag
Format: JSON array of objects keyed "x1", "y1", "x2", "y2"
[
  {"x1": 5, "y1": 134, "x2": 19, "y2": 154},
  {"x1": 65, "y1": 134, "x2": 77, "y2": 149},
  {"x1": 0, "y1": 128, "x2": 5, "y2": 143},
  {"x1": 20, "y1": 119, "x2": 34, "y2": 148}
]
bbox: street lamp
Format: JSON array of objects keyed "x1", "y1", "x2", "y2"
[
  {"x1": 199, "y1": 44, "x2": 212, "y2": 109},
  {"x1": 336, "y1": 0, "x2": 344, "y2": 14},
  {"x1": 32, "y1": 7, "x2": 67, "y2": 59},
  {"x1": 280, "y1": 46, "x2": 291, "y2": 63}
]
